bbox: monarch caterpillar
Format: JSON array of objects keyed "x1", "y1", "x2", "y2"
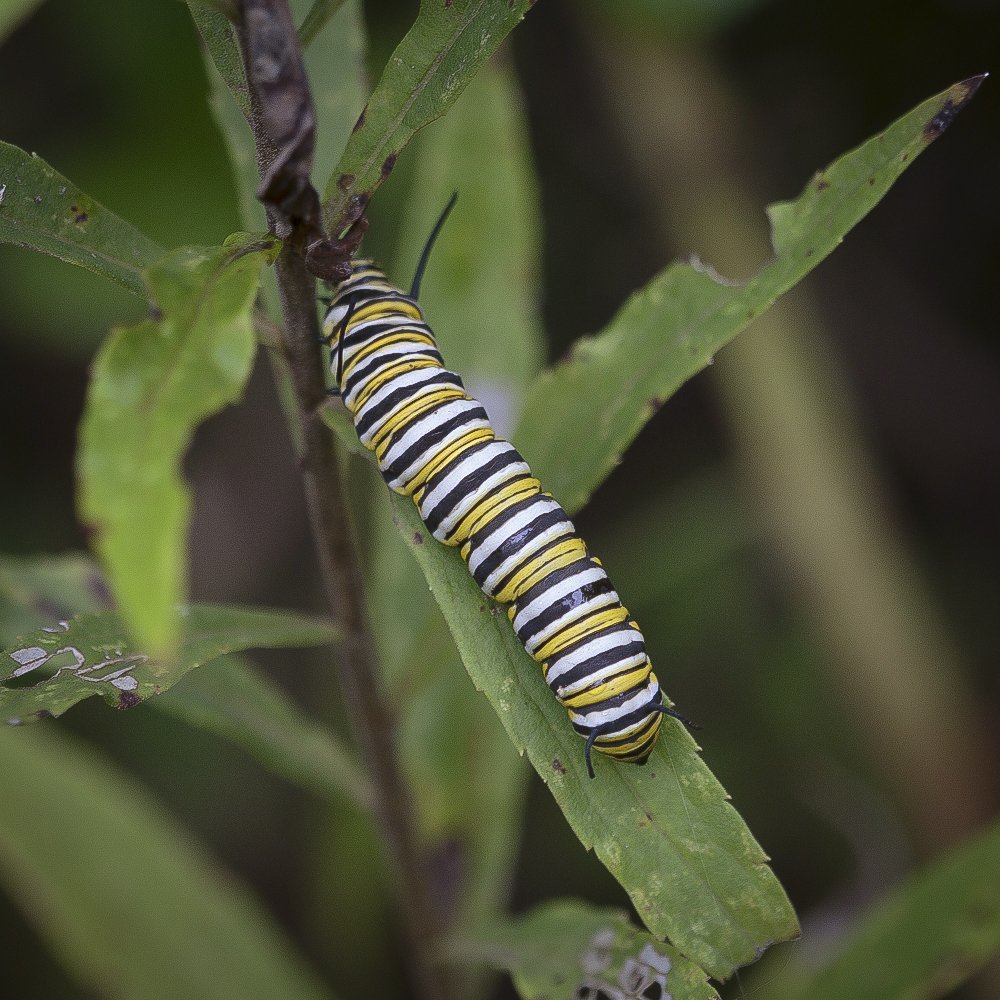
[{"x1": 322, "y1": 200, "x2": 695, "y2": 778}]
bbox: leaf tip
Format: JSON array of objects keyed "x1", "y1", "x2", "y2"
[{"x1": 923, "y1": 74, "x2": 987, "y2": 141}]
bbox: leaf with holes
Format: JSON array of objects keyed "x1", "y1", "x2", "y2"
[
  {"x1": 447, "y1": 899, "x2": 719, "y2": 1000},
  {"x1": 0, "y1": 603, "x2": 335, "y2": 725}
]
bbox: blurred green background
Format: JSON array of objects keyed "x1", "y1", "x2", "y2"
[{"x1": 1, "y1": 0, "x2": 998, "y2": 997}]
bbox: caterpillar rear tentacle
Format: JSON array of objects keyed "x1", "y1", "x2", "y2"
[{"x1": 323, "y1": 261, "x2": 688, "y2": 778}]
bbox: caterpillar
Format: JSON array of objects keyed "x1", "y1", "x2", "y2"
[{"x1": 321, "y1": 205, "x2": 694, "y2": 778}]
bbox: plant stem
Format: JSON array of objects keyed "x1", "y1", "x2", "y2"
[
  {"x1": 234, "y1": 2, "x2": 449, "y2": 995},
  {"x1": 270, "y1": 247, "x2": 448, "y2": 1000}
]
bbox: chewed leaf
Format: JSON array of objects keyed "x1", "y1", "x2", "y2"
[
  {"x1": 515, "y1": 76, "x2": 986, "y2": 514},
  {"x1": 321, "y1": 0, "x2": 536, "y2": 229},
  {"x1": 0, "y1": 603, "x2": 336, "y2": 725},
  {"x1": 390, "y1": 491, "x2": 798, "y2": 981},
  {"x1": 77, "y1": 234, "x2": 276, "y2": 653},
  {"x1": 0, "y1": 141, "x2": 163, "y2": 296},
  {"x1": 447, "y1": 899, "x2": 719, "y2": 1000}
]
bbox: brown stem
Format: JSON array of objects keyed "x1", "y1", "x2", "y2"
[
  {"x1": 271, "y1": 248, "x2": 448, "y2": 1000},
  {"x1": 233, "y1": 3, "x2": 449, "y2": 997}
]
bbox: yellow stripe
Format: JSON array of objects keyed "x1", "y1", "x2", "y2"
[
  {"x1": 532, "y1": 605, "x2": 631, "y2": 662},
  {"x1": 348, "y1": 299, "x2": 423, "y2": 325},
  {"x1": 368, "y1": 386, "x2": 467, "y2": 450},
  {"x1": 407, "y1": 428, "x2": 495, "y2": 497},
  {"x1": 493, "y1": 537, "x2": 587, "y2": 605},
  {"x1": 395, "y1": 427, "x2": 495, "y2": 500},
  {"x1": 447, "y1": 477, "x2": 539, "y2": 546},
  {"x1": 559, "y1": 663, "x2": 651, "y2": 708},
  {"x1": 352, "y1": 359, "x2": 440, "y2": 414},
  {"x1": 342, "y1": 329, "x2": 436, "y2": 381},
  {"x1": 456, "y1": 479, "x2": 540, "y2": 543}
]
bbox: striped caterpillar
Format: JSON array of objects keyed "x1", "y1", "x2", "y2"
[{"x1": 322, "y1": 213, "x2": 694, "y2": 777}]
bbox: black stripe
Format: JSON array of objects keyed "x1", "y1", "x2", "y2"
[
  {"x1": 416, "y1": 438, "x2": 495, "y2": 505},
  {"x1": 570, "y1": 683, "x2": 661, "y2": 726},
  {"x1": 343, "y1": 343, "x2": 444, "y2": 399},
  {"x1": 470, "y1": 506, "x2": 572, "y2": 588},
  {"x1": 547, "y1": 640, "x2": 647, "y2": 695},
  {"x1": 570, "y1": 694, "x2": 662, "y2": 740},
  {"x1": 380, "y1": 402, "x2": 489, "y2": 484},
  {"x1": 481, "y1": 527, "x2": 578, "y2": 598},
  {"x1": 355, "y1": 370, "x2": 462, "y2": 438},
  {"x1": 343, "y1": 318, "x2": 434, "y2": 352},
  {"x1": 424, "y1": 449, "x2": 528, "y2": 537},
  {"x1": 515, "y1": 570, "x2": 615, "y2": 648}
]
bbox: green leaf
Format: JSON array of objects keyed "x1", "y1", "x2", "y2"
[
  {"x1": 447, "y1": 899, "x2": 719, "y2": 1000},
  {"x1": 371, "y1": 62, "x2": 544, "y2": 961},
  {"x1": 515, "y1": 76, "x2": 986, "y2": 514},
  {"x1": 0, "y1": 551, "x2": 109, "y2": 641},
  {"x1": 321, "y1": 0, "x2": 536, "y2": 230},
  {"x1": 155, "y1": 654, "x2": 372, "y2": 811},
  {"x1": 397, "y1": 62, "x2": 544, "y2": 414},
  {"x1": 299, "y1": 0, "x2": 367, "y2": 223},
  {"x1": 0, "y1": 141, "x2": 164, "y2": 296},
  {"x1": 187, "y1": 2, "x2": 251, "y2": 119},
  {"x1": 389, "y1": 491, "x2": 798, "y2": 980},
  {"x1": 0, "y1": 724, "x2": 336, "y2": 1000},
  {"x1": 77, "y1": 234, "x2": 275, "y2": 652},
  {"x1": 0, "y1": 603, "x2": 335, "y2": 725},
  {"x1": 780, "y1": 819, "x2": 1000, "y2": 1000},
  {"x1": 0, "y1": 0, "x2": 45, "y2": 43},
  {"x1": 298, "y1": 0, "x2": 348, "y2": 50}
]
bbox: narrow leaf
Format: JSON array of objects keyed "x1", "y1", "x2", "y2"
[
  {"x1": 0, "y1": 603, "x2": 335, "y2": 725},
  {"x1": 780, "y1": 820, "x2": 1000, "y2": 1000},
  {"x1": 516, "y1": 76, "x2": 986, "y2": 514},
  {"x1": 447, "y1": 899, "x2": 719, "y2": 1000},
  {"x1": 321, "y1": 0, "x2": 536, "y2": 230},
  {"x1": 77, "y1": 234, "x2": 275, "y2": 652},
  {"x1": 389, "y1": 491, "x2": 798, "y2": 980},
  {"x1": 187, "y1": 2, "x2": 251, "y2": 118},
  {"x1": 0, "y1": 0, "x2": 45, "y2": 43},
  {"x1": 0, "y1": 724, "x2": 336, "y2": 1000},
  {"x1": 155, "y1": 654, "x2": 372, "y2": 811},
  {"x1": 0, "y1": 141, "x2": 164, "y2": 296},
  {"x1": 298, "y1": 0, "x2": 347, "y2": 49}
]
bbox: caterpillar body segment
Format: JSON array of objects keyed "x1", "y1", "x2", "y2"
[{"x1": 323, "y1": 261, "x2": 673, "y2": 777}]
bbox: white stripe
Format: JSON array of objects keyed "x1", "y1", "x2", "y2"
[
  {"x1": 522, "y1": 586, "x2": 620, "y2": 656},
  {"x1": 384, "y1": 417, "x2": 493, "y2": 492},
  {"x1": 553, "y1": 652, "x2": 648, "y2": 698},
  {"x1": 512, "y1": 566, "x2": 607, "y2": 634},
  {"x1": 417, "y1": 441, "x2": 513, "y2": 519},
  {"x1": 354, "y1": 369, "x2": 451, "y2": 446},
  {"x1": 431, "y1": 460, "x2": 531, "y2": 542},
  {"x1": 545, "y1": 629, "x2": 643, "y2": 684},
  {"x1": 343, "y1": 342, "x2": 439, "y2": 408},
  {"x1": 479, "y1": 520, "x2": 575, "y2": 598},
  {"x1": 466, "y1": 496, "x2": 565, "y2": 574},
  {"x1": 378, "y1": 398, "x2": 482, "y2": 472},
  {"x1": 567, "y1": 679, "x2": 660, "y2": 729}
]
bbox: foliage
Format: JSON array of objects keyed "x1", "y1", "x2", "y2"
[{"x1": 0, "y1": 2, "x2": 993, "y2": 999}]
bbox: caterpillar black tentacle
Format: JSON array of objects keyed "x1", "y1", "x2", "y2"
[{"x1": 323, "y1": 259, "x2": 683, "y2": 777}]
